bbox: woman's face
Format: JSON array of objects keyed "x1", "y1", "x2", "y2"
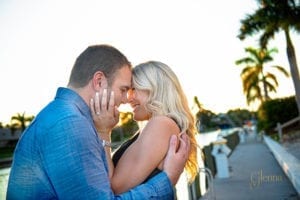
[{"x1": 127, "y1": 88, "x2": 151, "y2": 121}]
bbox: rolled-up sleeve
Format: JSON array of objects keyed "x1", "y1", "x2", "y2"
[{"x1": 117, "y1": 172, "x2": 174, "y2": 199}]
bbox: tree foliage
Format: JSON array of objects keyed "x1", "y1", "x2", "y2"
[
  {"x1": 237, "y1": 0, "x2": 300, "y2": 114},
  {"x1": 236, "y1": 46, "x2": 289, "y2": 106},
  {"x1": 257, "y1": 96, "x2": 298, "y2": 133},
  {"x1": 10, "y1": 112, "x2": 34, "y2": 131}
]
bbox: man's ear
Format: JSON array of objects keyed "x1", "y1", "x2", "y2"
[{"x1": 92, "y1": 71, "x2": 107, "y2": 90}]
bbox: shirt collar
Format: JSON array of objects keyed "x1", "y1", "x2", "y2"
[{"x1": 55, "y1": 87, "x2": 93, "y2": 123}]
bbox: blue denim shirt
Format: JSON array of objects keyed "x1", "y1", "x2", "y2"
[{"x1": 7, "y1": 87, "x2": 174, "y2": 199}]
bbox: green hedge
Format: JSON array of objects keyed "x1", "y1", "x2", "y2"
[{"x1": 257, "y1": 96, "x2": 298, "y2": 133}]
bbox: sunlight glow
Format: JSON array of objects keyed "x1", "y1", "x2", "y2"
[{"x1": 0, "y1": 0, "x2": 298, "y2": 124}]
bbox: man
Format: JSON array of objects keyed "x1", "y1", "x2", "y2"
[{"x1": 7, "y1": 44, "x2": 190, "y2": 199}]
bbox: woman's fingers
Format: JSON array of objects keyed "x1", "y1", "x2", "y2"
[
  {"x1": 95, "y1": 91, "x2": 101, "y2": 115},
  {"x1": 108, "y1": 91, "x2": 115, "y2": 112},
  {"x1": 91, "y1": 88, "x2": 119, "y2": 130},
  {"x1": 101, "y1": 89, "x2": 108, "y2": 111},
  {"x1": 90, "y1": 98, "x2": 96, "y2": 115},
  {"x1": 178, "y1": 133, "x2": 190, "y2": 158}
]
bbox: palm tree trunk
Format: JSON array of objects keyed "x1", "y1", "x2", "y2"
[
  {"x1": 285, "y1": 29, "x2": 300, "y2": 115},
  {"x1": 262, "y1": 74, "x2": 269, "y2": 101}
]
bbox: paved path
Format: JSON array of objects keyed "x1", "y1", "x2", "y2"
[{"x1": 204, "y1": 133, "x2": 299, "y2": 200}]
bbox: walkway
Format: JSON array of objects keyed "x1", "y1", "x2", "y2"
[{"x1": 203, "y1": 133, "x2": 299, "y2": 200}]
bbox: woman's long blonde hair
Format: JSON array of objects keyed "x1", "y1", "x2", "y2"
[{"x1": 132, "y1": 61, "x2": 198, "y2": 183}]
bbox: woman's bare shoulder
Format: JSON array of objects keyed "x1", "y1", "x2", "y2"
[{"x1": 143, "y1": 115, "x2": 180, "y2": 136}]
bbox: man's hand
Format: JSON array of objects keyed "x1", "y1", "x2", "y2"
[
  {"x1": 163, "y1": 133, "x2": 190, "y2": 185},
  {"x1": 90, "y1": 88, "x2": 119, "y2": 136}
]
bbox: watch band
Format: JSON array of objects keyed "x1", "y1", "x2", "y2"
[{"x1": 102, "y1": 140, "x2": 112, "y2": 148}]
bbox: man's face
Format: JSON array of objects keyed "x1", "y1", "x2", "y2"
[{"x1": 110, "y1": 66, "x2": 132, "y2": 107}]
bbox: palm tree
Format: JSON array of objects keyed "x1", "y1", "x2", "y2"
[
  {"x1": 193, "y1": 96, "x2": 203, "y2": 112},
  {"x1": 10, "y1": 112, "x2": 34, "y2": 131},
  {"x1": 193, "y1": 96, "x2": 219, "y2": 132},
  {"x1": 237, "y1": 0, "x2": 300, "y2": 114},
  {"x1": 236, "y1": 46, "x2": 289, "y2": 106}
]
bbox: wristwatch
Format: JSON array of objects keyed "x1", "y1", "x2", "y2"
[{"x1": 102, "y1": 140, "x2": 112, "y2": 148}]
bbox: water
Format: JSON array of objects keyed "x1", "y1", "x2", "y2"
[
  {"x1": 197, "y1": 129, "x2": 220, "y2": 147},
  {"x1": 0, "y1": 168, "x2": 10, "y2": 200}
]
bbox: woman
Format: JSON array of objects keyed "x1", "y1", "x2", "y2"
[{"x1": 93, "y1": 61, "x2": 198, "y2": 195}]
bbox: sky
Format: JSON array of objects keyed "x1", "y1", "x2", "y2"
[{"x1": 0, "y1": 0, "x2": 299, "y2": 124}]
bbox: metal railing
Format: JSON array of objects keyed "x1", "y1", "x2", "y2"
[{"x1": 199, "y1": 167, "x2": 215, "y2": 200}]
